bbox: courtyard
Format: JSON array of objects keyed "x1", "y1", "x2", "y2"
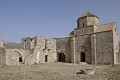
[{"x1": 0, "y1": 62, "x2": 120, "y2": 80}]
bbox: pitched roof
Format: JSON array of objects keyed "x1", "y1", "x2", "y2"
[
  {"x1": 79, "y1": 12, "x2": 99, "y2": 19},
  {"x1": 95, "y1": 22, "x2": 116, "y2": 33}
]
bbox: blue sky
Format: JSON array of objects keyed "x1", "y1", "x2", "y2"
[{"x1": 0, "y1": 0, "x2": 120, "y2": 42}]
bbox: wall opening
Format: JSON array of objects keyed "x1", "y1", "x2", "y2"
[
  {"x1": 83, "y1": 22, "x2": 84, "y2": 27},
  {"x1": 15, "y1": 50, "x2": 23, "y2": 63},
  {"x1": 81, "y1": 52, "x2": 85, "y2": 62},
  {"x1": 57, "y1": 53, "x2": 65, "y2": 62},
  {"x1": 19, "y1": 56, "x2": 22, "y2": 62},
  {"x1": 45, "y1": 55, "x2": 48, "y2": 62}
]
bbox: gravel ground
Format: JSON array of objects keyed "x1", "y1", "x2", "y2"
[{"x1": 0, "y1": 62, "x2": 120, "y2": 80}]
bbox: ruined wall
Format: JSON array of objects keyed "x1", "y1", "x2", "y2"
[
  {"x1": 21, "y1": 37, "x2": 36, "y2": 49},
  {"x1": 22, "y1": 36, "x2": 57, "y2": 64},
  {"x1": 24, "y1": 50, "x2": 37, "y2": 65},
  {"x1": 5, "y1": 49, "x2": 30, "y2": 65},
  {"x1": 0, "y1": 40, "x2": 3, "y2": 48},
  {"x1": 36, "y1": 37, "x2": 57, "y2": 63},
  {"x1": 0, "y1": 48, "x2": 6, "y2": 65},
  {"x1": 95, "y1": 31, "x2": 114, "y2": 65},
  {"x1": 6, "y1": 49, "x2": 20, "y2": 65}
]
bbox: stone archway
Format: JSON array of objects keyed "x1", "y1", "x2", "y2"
[
  {"x1": 15, "y1": 50, "x2": 23, "y2": 63},
  {"x1": 78, "y1": 46, "x2": 86, "y2": 63}
]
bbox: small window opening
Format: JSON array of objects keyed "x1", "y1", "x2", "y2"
[
  {"x1": 48, "y1": 49, "x2": 51, "y2": 52},
  {"x1": 45, "y1": 55, "x2": 48, "y2": 62},
  {"x1": 83, "y1": 22, "x2": 84, "y2": 27}
]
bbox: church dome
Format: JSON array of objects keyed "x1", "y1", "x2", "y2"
[
  {"x1": 78, "y1": 12, "x2": 99, "y2": 19},
  {"x1": 77, "y1": 12, "x2": 99, "y2": 28}
]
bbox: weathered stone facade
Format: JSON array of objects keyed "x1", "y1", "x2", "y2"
[
  {"x1": 22, "y1": 36, "x2": 57, "y2": 64},
  {"x1": 55, "y1": 38, "x2": 65, "y2": 62},
  {"x1": 0, "y1": 40, "x2": 3, "y2": 48},
  {"x1": 65, "y1": 12, "x2": 119, "y2": 65},
  {"x1": 0, "y1": 12, "x2": 120, "y2": 66},
  {"x1": 0, "y1": 36, "x2": 57, "y2": 65}
]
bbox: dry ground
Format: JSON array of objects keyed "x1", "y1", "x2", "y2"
[{"x1": 0, "y1": 62, "x2": 120, "y2": 80}]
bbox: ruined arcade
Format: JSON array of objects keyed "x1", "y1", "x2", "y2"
[{"x1": 0, "y1": 36, "x2": 57, "y2": 65}]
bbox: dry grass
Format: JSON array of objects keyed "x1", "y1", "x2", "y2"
[{"x1": 0, "y1": 62, "x2": 120, "y2": 80}]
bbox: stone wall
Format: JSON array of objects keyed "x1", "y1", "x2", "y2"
[
  {"x1": 5, "y1": 49, "x2": 30, "y2": 65},
  {"x1": 0, "y1": 40, "x2": 3, "y2": 48},
  {"x1": 0, "y1": 48, "x2": 6, "y2": 65},
  {"x1": 112, "y1": 25, "x2": 119, "y2": 64},
  {"x1": 74, "y1": 25, "x2": 94, "y2": 36},
  {"x1": 21, "y1": 36, "x2": 57, "y2": 64},
  {"x1": 5, "y1": 49, "x2": 20, "y2": 65},
  {"x1": 21, "y1": 37, "x2": 36, "y2": 49},
  {"x1": 95, "y1": 31, "x2": 114, "y2": 65},
  {"x1": 77, "y1": 16, "x2": 99, "y2": 28},
  {"x1": 65, "y1": 37, "x2": 72, "y2": 62},
  {"x1": 65, "y1": 12, "x2": 119, "y2": 65},
  {"x1": 74, "y1": 35, "x2": 91, "y2": 64}
]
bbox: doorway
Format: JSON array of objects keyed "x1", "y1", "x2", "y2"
[
  {"x1": 19, "y1": 56, "x2": 22, "y2": 62},
  {"x1": 45, "y1": 55, "x2": 48, "y2": 62},
  {"x1": 81, "y1": 52, "x2": 85, "y2": 62},
  {"x1": 58, "y1": 53, "x2": 65, "y2": 62}
]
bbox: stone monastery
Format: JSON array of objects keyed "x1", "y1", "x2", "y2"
[
  {"x1": 0, "y1": 12, "x2": 120, "y2": 65},
  {"x1": 65, "y1": 12, "x2": 120, "y2": 65}
]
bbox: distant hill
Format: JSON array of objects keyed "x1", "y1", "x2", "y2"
[
  {"x1": 3, "y1": 42, "x2": 22, "y2": 49},
  {"x1": 54, "y1": 38, "x2": 65, "y2": 52},
  {"x1": 3, "y1": 38, "x2": 66, "y2": 50}
]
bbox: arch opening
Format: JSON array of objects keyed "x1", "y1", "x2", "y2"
[{"x1": 15, "y1": 50, "x2": 23, "y2": 63}]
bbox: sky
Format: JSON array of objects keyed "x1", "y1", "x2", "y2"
[{"x1": 0, "y1": 0, "x2": 120, "y2": 42}]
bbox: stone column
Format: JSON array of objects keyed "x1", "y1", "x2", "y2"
[
  {"x1": 73, "y1": 37, "x2": 76, "y2": 63},
  {"x1": 91, "y1": 34, "x2": 96, "y2": 65}
]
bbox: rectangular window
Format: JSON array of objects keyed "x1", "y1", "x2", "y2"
[{"x1": 45, "y1": 55, "x2": 48, "y2": 62}]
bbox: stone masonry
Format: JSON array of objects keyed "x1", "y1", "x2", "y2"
[
  {"x1": 22, "y1": 36, "x2": 57, "y2": 64},
  {"x1": 65, "y1": 12, "x2": 120, "y2": 65},
  {"x1": 0, "y1": 36, "x2": 57, "y2": 65},
  {"x1": 0, "y1": 11, "x2": 120, "y2": 66}
]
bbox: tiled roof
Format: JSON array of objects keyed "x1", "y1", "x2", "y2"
[
  {"x1": 96, "y1": 22, "x2": 116, "y2": 33},
  {"x1": 79, "y1": 12, "x2": 99, "y2": 19}
]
